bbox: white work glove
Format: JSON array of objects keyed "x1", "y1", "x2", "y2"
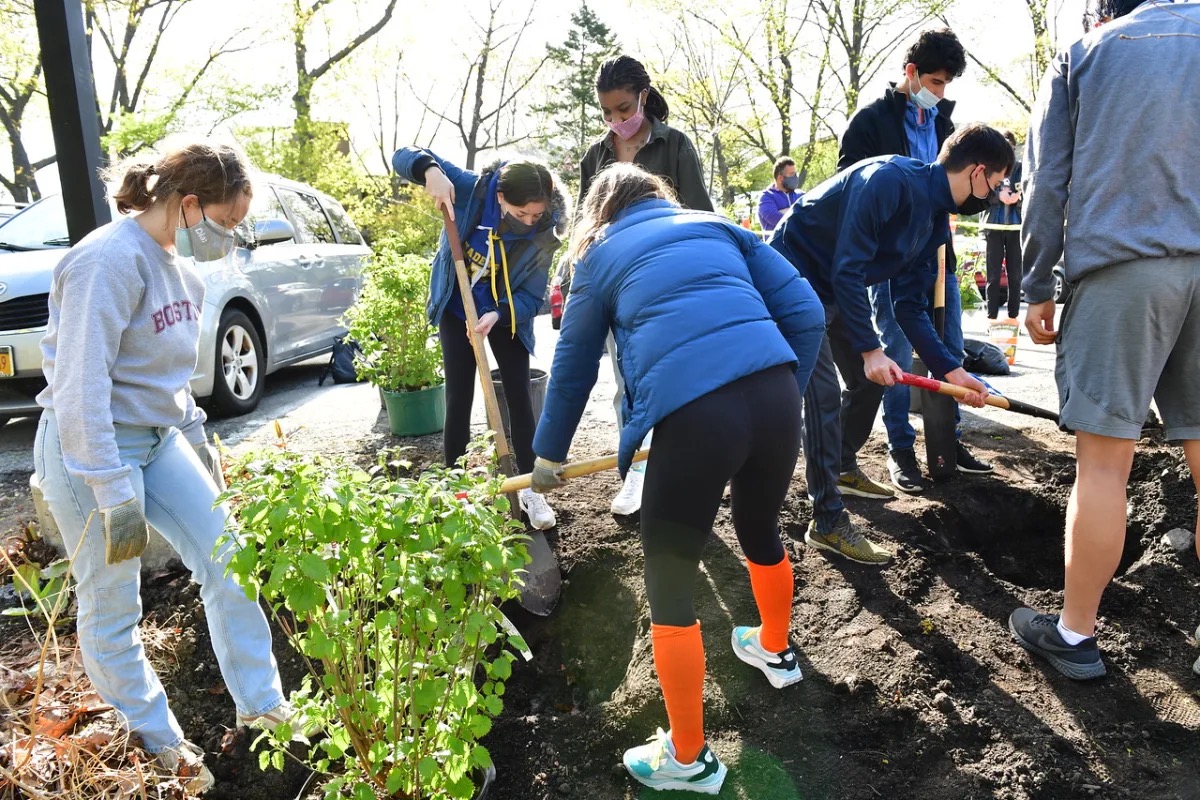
[
  {"x1": 530, "y1": 457, "x2": 565, "y2": 494},
  {"x1": 194, "y1": 441, "x2": 226, "y2": 492},
  {"x1": 101, "y1": 498, "x2": 149, "y2": 565}
]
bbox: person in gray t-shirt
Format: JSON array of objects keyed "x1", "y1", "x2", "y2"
[
  {"x1": 34, "y1": 141, "x2": 289, "y2": 790},
  {"x1": 1009, "y1": 0, "x2": 1200, "y2": 682}
]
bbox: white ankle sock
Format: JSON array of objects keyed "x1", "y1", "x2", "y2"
[{"x1": 1056, "y1": 618, "x2": 1089, "y2": 645}]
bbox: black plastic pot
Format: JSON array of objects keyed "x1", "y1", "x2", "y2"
[{"x1": 474, "y1": 764, "x2": 497, "y2": 800}]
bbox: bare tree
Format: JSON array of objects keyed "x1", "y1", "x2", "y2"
[
  {"x1": 0, "y1": 0, "x2": 52, "y2": 202},
  {"x1": 943, "y1": 0, "x2": 1062, "y2": 114},
  {"x1": 815, "y1": 0, "x2": 952, "y2": 115},
  {"x1": 84, "y1": 0, "x2": 256, "y2": 154},
  {"x1": 410, "y1": 0, "x2": 550, "y2": 169},
  {"x1": 290, "y1": 0, "x2": 399, "y2": 141}
]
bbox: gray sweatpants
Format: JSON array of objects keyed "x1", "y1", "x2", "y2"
[{"x1": 1056, "y1": 254, "x2": 1200, "y2": 441}]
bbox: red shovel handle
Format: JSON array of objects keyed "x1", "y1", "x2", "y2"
[{"x1": 897, "y1": 372, "x2": 1059, "y2": 422}]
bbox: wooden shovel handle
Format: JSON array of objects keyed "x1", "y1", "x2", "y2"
[
  {"x1": 441, "y1": 208, "x2": 516, "y2": 468},
  {"x1": 499, "y1": 449, "x2": 650, "y2": 494},
  {"x1": 897, "y1": 373, "x2": 1059, "y2": 421}
]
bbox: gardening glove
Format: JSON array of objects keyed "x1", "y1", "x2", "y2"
[
  {"x1": 101, "y1": 498, "x2": 149, "y2": 565},
  {"x1": 193, "y1": 441, "x2": 226, "y2": 492},
  {"x1": 530, "y1": 457, "x2": 565, "y2": 494}
]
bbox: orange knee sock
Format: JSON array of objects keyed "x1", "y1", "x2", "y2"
[
  {"x1": 747, "y1": 553, "x2": 794, "y2": 653},
  {"x1": 650, "y1": 622, "x2": 705, "y2": 764}
]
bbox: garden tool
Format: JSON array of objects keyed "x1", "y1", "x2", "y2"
[
  {"x1": 442, "y1": 209, "x2": 561, "y2": 616},
  {"x1": 898, "y1": 372, "x2": 1059, "y2": 422},
  {"x1": 924, "y1": 244, "x2": 959, "y2": 480},
  {"x1": 500, "y1": 448, "x2": 650, "y2": 494}
]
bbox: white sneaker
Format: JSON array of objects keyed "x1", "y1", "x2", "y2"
[
  {"x1": 154, "y1": 739, "x2": 215, "y2": 794},
  {"x1": 611, "y1": 469, "x2": 644, "y2": 516},
  {"x1": 519, "y1": 488, "x2": 556, "y2": 530}
]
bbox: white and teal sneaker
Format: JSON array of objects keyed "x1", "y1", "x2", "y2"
[
  {"x1": 731, "y1": 626, "x2": 803, "y2": 689},
  {"x1": 622, "y1": 729, "x2": 726, "y2": 794}
]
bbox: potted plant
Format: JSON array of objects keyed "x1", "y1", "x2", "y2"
[
  {"x1": 222, "y1": 444, "x2": 529, "y2": 800},
  {"x1": 346, "y1": 238, "x2": 445, "y2": 436}
]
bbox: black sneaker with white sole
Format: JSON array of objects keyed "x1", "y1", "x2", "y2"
[
  {"x1": 956, "y1": 442, "x2": 994, "y2": 474},
  {"x1": 887, "y1": 448, "x2": 928, "y2": 494},
  {"x1": 1009, "y1": 607, "x2": 1107, "y2": 680}
]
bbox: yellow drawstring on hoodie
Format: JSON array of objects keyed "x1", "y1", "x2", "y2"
[{"x1": 487, "y1": 231, "x2": 518, "y2": 337}]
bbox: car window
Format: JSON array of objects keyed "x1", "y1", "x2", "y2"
[
  {"x1": 276, "y1": 188, "x2": 336, "y2": 244},
  {"x1": 323, "y1": 198, "x2": 363, "y2": 245},
  {"x1": 237, "y1": 187, "x2": 291, "y2": 246},
  {"x1": 0, "y1": 195, "x2": 69, "y2": 250}
]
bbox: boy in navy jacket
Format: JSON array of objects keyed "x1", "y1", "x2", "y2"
[{"x1": 769, "y1": 123, "x2": 1012, "y2": 564}]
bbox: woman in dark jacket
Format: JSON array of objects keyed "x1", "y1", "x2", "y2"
[
  {"x1": 392, "y1": 147, "x2": 569, "y2": 530},
  {"x1": 531, "y1": 163, "x2": 825, "y2": 794},
  {"x1": 575, "y1": 54, "x2": 714, "y2": 517}
]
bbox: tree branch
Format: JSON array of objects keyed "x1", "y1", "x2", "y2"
[{"x1": 308, "y1": 0, "x2": 399, "y2": 83}]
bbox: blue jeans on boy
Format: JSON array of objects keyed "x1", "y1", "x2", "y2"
[
  {"x1": 33, "y1": 411, "x2": 284, "y2": 753},
  {"x1": 870, "y1": 278, "x2": 963, "y2": 452}
]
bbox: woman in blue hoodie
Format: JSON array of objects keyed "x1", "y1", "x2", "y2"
[
  {"x1": 530, "y1": 163, "x2": 825, "y2": 794},
  {"x1": 392, "y1": 147, "x2": 568, "y2": 531}
]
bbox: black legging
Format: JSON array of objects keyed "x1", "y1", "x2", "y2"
[
  {"x1": 986, "y1": 229, "x2": 1023, "y2": 319},
  {"x1": 438, "y1": 313, "x2": 536, "y2": 473},
  {"x1": 641, "y1": 365, "x2": 803, "y2": 627}
]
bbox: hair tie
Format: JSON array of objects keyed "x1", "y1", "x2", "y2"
[{"x1": 146, "y1": 164, "x2": 157, "y2": 176}]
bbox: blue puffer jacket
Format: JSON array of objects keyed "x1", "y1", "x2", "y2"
[
  {"x1": 391, "y1": 147, "x2": 569, "y2": 355},
  {"x1": 533, "y1": 199, "x2": 826, "y2": 475}
]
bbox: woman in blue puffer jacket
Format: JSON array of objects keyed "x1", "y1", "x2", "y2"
[
  {"x1": 392, "y1": 147, "x2": 569, "y2": 530},
  {"x1": 529, "y1": 163, "x2": 825, "y2": 795}
]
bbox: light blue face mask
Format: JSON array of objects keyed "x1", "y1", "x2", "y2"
[
  {"x1": 176, "y1": 203, "x2": 236, "y2": 262},
  {"x1": 908, "y1": 74, "x2": 940, "y2": 111}
]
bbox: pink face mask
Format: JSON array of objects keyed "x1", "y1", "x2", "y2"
[{"x1": 607, "y1": 93, "x2": 646, "y2": 141}]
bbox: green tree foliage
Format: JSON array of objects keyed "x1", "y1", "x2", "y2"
[
  {"x1": 0, "y1": 0, "x2": 49, "y2": 203},
  {"x1": 534, "y1": 2, "x2": 620, "y2": 178}
]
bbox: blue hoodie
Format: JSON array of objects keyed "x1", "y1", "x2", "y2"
[
  {"x1": 769, "y1": 156, "x2": 961, "y2": 379},
  {"x1": 534, "y1": 199, "x2": 825, "y2": 475},
  {"x1": 391, "y1": 147, "x2": 568, "y2": 355}
]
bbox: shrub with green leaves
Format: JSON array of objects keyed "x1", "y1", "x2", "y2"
[
  {"x1": 345, "y1": 242, "x2": 443, "y2": 392},
  {"x1": 222, "y1": 446, "x2": 529, "y2": 800}
]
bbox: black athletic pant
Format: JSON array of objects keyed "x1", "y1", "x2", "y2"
[
  {"x1": 986, "y1": 229, "x2": 1023, "y2": 319},
  {"x1": 826, "y1": 312, "x2": 885, "y2": 474},
  {"x1": 641, "y1": 365, "x2": 803, "y2": 627},
  {"x1": 438, "y1": 313, "x2": 536, "y2": 473}
]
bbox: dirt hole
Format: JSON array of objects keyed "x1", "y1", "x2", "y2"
[{"x1": 916, "y1": 485, "x2": 1149, "y2": 590}]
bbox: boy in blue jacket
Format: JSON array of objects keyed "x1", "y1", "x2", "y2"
[{"x1": 770, "y1": 122, "x2": 1012, "y2": 564}]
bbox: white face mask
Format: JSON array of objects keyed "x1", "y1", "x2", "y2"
[{"x1": 908, "y1": 74, "x2": 940, "y2": 111}]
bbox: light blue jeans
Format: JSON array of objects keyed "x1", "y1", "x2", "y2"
[{"x1": 33, "y1": 410, "x2": 284, "y2": 753}]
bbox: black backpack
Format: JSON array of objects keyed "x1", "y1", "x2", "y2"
[{"x1": 318, "y1": 337, "x2": 365, "y2": 386}]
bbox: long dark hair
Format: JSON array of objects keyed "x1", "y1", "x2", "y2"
[{"x1": 595, "y1": 55, "x2": 669, "y2": 123}]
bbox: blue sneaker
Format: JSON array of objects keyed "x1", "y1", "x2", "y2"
[
  {"x1": 731, "y1": 626, "x2": 803, "y2": 689},
  {"x1": 622, "y1": 729, "x2": 726, "y2": 794}
]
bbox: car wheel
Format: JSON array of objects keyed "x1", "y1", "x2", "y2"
[
  {"x1": 211, "y1": 309, "x2": 265, "y2": 416},
  {"x1": 1054, "y1": 271, "x2": 1072, "y2": 304}
]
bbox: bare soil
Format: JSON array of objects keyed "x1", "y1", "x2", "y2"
[{"x1": 3, "y1": 415, "x2": 1199, "y2": 800}]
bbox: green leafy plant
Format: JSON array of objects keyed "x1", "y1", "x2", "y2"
[
  {"x1": 345, "y1": 240, "x2": 444, "y2": 393},
  {"x1": 221, "y1": 443, "x2": 529, "y2": 800},
  {"x1": 2, "y1": 559, "x2": 70, "y2": 619}
]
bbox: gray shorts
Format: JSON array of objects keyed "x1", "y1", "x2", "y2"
[{"x1": 1056, "y1": 254, "x2": 1200, "y2": 441}]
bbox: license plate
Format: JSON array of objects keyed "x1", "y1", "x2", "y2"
[{"x1": 0, "y1": 346, "x2": 13, "y2": 378}]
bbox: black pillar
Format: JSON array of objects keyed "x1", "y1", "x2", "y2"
[{"x1": 34, "y1": 0, "x2": 110, "y2": 244}]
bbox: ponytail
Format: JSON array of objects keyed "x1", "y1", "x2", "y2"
[
  {"x1": 110, "y1": 160, "x2": 158, "y2": 214},
  {"x1": 644, "y1": 86, "x2": 669, "y2": 124}
]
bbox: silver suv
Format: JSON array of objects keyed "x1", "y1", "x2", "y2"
[{"x1": 0, "y1": 176, "x2": 369, "y2": 425}]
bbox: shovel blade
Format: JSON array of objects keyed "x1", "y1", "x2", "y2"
[
  {"x1": 924, "y1": 393, "x2": 958, "y2": 480},
  {"x1": 518, "y1": 530, "x2": 561, "y2": 616}
]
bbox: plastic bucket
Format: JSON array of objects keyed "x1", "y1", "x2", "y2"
[{"x1": 490, "y1": 368, "x2": 548, "y2": 440}]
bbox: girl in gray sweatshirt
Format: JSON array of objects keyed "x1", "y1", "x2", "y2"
[{"x1": 32, "y1": 141, "x2": 289, "y2": 791}]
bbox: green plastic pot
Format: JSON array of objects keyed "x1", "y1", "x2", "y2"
[{"x1": 380, "y1": 383, "x2": 446, "y2": 436}]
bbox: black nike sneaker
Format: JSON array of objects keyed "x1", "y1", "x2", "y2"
[{"x1": 1009, "y1": 608, "x2": 1107, "y2": 680}]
